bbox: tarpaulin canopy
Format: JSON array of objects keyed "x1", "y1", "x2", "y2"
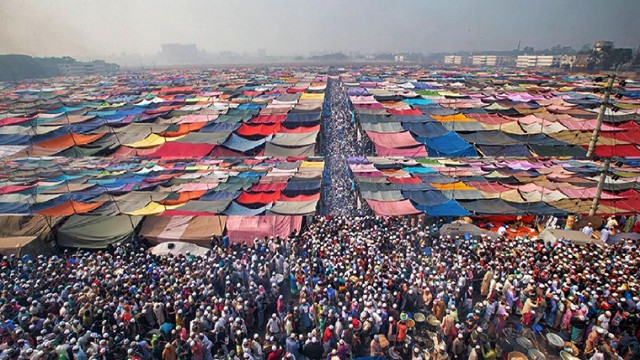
[
  {"x1": 366, "y1": 131, "x2": 421, "y2": 148},
  {"x1": 225, "y1": 215, "x2": 302, "y2": 246},
  {"x1": 139, "y1": 215, "x2": 226, "y2": 246},
  {"x1": 268, "y1": 199, "x2": 318, "y2": 215},
  {"x1": 415, "y1": 199, "x2": 471, "y2": 216},
  {"x1": 366, "y1": 199, "x2": 420, "y2": 216},
  {"x1": 422, "y1": 132, "x2": 478, "y2": 157},
  {"x1": 57, "y1": 215, "x2": 142, "y2": 249}
]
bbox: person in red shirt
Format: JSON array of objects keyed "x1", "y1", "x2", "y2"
[{"x1": 268, "y1": 345, "x2": 283, "y2": 360}]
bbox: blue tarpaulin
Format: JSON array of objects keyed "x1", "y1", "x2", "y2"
[
  {"x1": 403, "y1": 190, "x2": 449, "y2": 206},
  {"x1": 422, "y1": 132, "x2": 478, "y2": 157},
  {"x1": 402, "y1": 121, "x2": 448, "y2": 138},
  {"x1": 415, "y1": 199, "x2": 471, "y2": 216}
]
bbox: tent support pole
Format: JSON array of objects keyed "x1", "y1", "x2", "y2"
[
  {"x1": 589, "y1": 158, "x2": 610, "y2": 216},
  {"x1": 586, "y1": 75, "x2": 615, "y2": 158}
]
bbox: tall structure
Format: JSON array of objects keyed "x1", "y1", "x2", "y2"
[
  {"x1": 516, "y1": 55, "x2": 560, "y2": 68},
  {"x1": 161, "y1": 43, "x2": 198, "y2": 64},
  {"x1": 471, "y1": 55, "x2": 497, "y2": 66},
  {"x1": 58, "y1": 61, "x2": 120, "y2": 76},
  {"x1": 443, "y1": 55, "x2": 462, "y2": 65}
]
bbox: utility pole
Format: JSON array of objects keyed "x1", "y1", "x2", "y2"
[
  {"x1": 586, "y1": 75, "x2": 615, "y2": 158},
  {"x1": 587, "y1": 75, "x2": 616, "y2": 216}
]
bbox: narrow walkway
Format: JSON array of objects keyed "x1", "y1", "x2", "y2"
[{"x1": 320, "y1": 77, "x2": 363, "y2": 216}]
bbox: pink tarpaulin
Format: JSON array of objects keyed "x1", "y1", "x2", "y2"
[
  {"x1": 366, "y1": 199, "x2": 420, "y2": 216},
  {"x1": 145, "y1": 142, "x2": 215, "y2": 158},
  {"x1": 366, "y1": 131, "x2": 420, "y2": 148},
  {"x1": 374, "y1": 144, "x2": 428, "y2": 157},
  {"x1": 559, "y1": 188, "x2": 623, "y2": 200},
  {"x1": 226, "y1": 215, "x2": 302, "y2": 246}
]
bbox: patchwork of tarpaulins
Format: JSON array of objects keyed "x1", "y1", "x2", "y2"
[
  {"x1": 349, "y1": 156, "x2": 640, "y2": 216},
  {"x1": 0, "y1": 70, "x2": 328, "y2": 158},
  {"x1": 343, "y1": 70, "x2": 640, "y2": 158}
]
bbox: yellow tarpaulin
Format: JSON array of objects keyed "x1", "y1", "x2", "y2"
[
  {"x1": 431, "y1": 182, "x2": 477, "y2": 191},
  {"x1": 299, "y1": 93, "x2": 325, "y2": 101},
  {"x1": 431, "y1": 113, "x2": 473, "y2": 122},
  {"x1": 300, "y1": 161, "x2": 324, "y2": 168},
  {"x1": 125, "y1": 202, "x2": 183, "y2": 216},
  {"x1": 124, "y1": 133, "x2": 184, "y2": 148}
]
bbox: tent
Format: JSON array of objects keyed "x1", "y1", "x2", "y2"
[
  {"x1": 139, "y1": 216, "x2": 226, "y2": 246},
  {"x1": 0, "y1": 236, "x2": 41, "y2": 257},
  {"x1": 149, "y1": 241, "x2": 209, "y2": 257},
  {"x1": 225, "y1": 215, "x2": 302, "y2": 246},
  {"x1": 57, "y1": 215, "x2": 142, "y2": 249},
  {"x1": 0, "y1": 216, "x2": 63, "y2": 256},
  {"x1": 538, "y1": 228, "x2": 602, "y2": 246},
  {"x1": 439, "y1": 223, "x2": 499, "y2": 239}
]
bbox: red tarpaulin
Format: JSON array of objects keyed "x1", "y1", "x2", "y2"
[
  {"x1": 581, "y1": 145, "x2": 640, "y2": 158},
  {"x1": 374, "y1": 144, "x2": 428, "y2": 157},
  {"x1": 145, "y1": 142, "x2": 215, "y2": 158},
  {"x1": 237, "y1": 191, "x2": 282, "y2": 204},
  {"x1": 250, "y1": 183, "x2": 287, "y2": 192},
  {"x1": 0, "y1": 116, "x2": 36, "y2": 127},
  {"x1": 387, "y1": 108, "x2": 424, "y2": 116},
  {"x1": 226, "y1": 215, "x2": 302, "y2": 246},
  {"x1": 250, "y1": 114, "x2": 287, "y2": 124},
  {"x1": 236, "y1": 123, "x2": 281, "y2": 136}
]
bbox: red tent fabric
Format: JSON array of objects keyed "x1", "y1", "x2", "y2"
[
  {"x1": 387, "y1": 176, "x2": 422, "y2": 184},
  {"x1": 0, "y1": 116, "x2": 36, "y2": 127},
  {"x1": 581, "y1": 145, "x2": 640, "y2": 157},
  {"x1": 387, "y1": 108, "x2": 423, "y2": 116},
  {"x1": 237, "y1": 191, "x2": 282, "y2": 204},
  {"x1": 226, "y1": 215, "x2": 302, "y2": 246},
  {"x1": 145, "y1": 142, "x2": 215, "y2": 158},
  {"x1": 249, "y1": 114, "x2": 287, "y2": 124},
  {"x1": 236, "y1": 123, "x2": 281, "y2": 136},
  {"x1": 250, "y1": 183, "x2": 287, "y2": 192},
  {"x1": 374, "y1": 144, "x2": 428, "y2": 157}
]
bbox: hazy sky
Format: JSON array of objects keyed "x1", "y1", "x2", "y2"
[{"x1": 1, "y1": 0, "x2": 639, "y2": 58}]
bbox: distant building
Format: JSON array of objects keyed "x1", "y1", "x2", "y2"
[
  {"x1": 443, "y1": 55, "x2": 462, "y2": 65},
  {"x1": 560, "y1": 54, "x2": 577, "y2": 68},
  {"x1": 394, "y1": 55, "x2": 405, "y2": 62},
  {"x1": 593, "y1": 41, "x2": 614, "y2": 53},
  {"x1": 573, "y1": 54, "x2": 591, "y2": 69},
  {"x1": 471, "y1": 55, "x2": 497, "y2": 66},
  {"x1": 58, "y1": 60, "x2": 120, "y2": 76},
  {"x1": 161, "y1": 43, "x2": 198, "y2": 64},
  {"x1": 516, "y1": 55, "x2": 559, "y2": 68}
]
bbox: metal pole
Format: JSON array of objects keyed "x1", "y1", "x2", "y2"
[
  {"x1": 586, "y1": 75, "x2": 616, "y2": 158},
  {"x1": 588, "y1": 158, "x2": 611, "y2": 216}
]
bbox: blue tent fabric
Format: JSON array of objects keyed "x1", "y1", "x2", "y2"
[
  {"x1": 402, "y1": 190, "x2": 449, "y2": 206},
  {"x1": 415, "y1": 199, "x2": 471, "y2": 216},
  {"x1": 403, "y1": 166, "x2": 437, "y2": 174},
  {"x1": 402, "y1": 121, "x2": 449, "y2": 138},
  {"x1": 199, "y1": 190, "x2": 240, "y2": 201},
  {"x1": 222, "y1": 201, "x2": 268, "y2": 215},
  {"x1": 477, "y1": 144, "x2": 533, "y2": 157},
  {"x1": 285, "y1": 112, "x2": 321, "y2": 124},
  {"x1": 394, "y1": 115, "x2": 437, "y2": 123},
  {"x1": 222, "y1": 134, "x2": 269, "y2": 152},
  {"x1": 199, "y1": 122, "x2": 240, "y2": 133},
  {"x1": 403, "y1": 98, "x2": 435, "y2": 106},
  {"x1": 422, "y1": 132, "x2": 478, "y2": 157},
  {"x1": 393, "y1": 182, "x2": 436, "y2": 191},
  {"x1": 0, "y1": 202, "x2": 32, "y2": 215},
  {"x1": 285, "y1": 180, "x2": 321, "y2": 192},
  {"x1": 0, "y1": 134, "x2": 30, "y2": 146}
]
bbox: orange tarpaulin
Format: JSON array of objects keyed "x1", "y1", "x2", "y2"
[
  {"x1": 36, "y1": 133, "x2": 105, "y2": 149},
  {"x1": 37, "y1": 201, "x2": 105, "y2": 216},
  {"x1": 431, "y1": 182, "x2": 477, "y2": 191},
  {"x1": 159, "y1": 191, "x2": 207, "y2": 206},
  {"x1": 160, "y1": 123, "x2": 206, "y2": 137},
  {"x1": 431, "y1": 113, "x2": 473, "y2": 122}
]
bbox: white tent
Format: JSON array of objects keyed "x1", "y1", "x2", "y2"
[
  {"x1": 149, "y1": 241, "x2": 209, "y2": 258},
  {"x1": 538, "y1": 229, "x2": 603, "y2": 246}
]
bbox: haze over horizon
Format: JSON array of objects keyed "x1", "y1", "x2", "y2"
[{"x1": 1, "y1": 0, "x2": 639, "y2": 59}]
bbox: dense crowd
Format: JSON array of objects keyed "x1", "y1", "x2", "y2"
[
  {"x1": 320, "y1": 79, "x2": 367, "y2": 216},
  {"x1": 0, "y1": 215, "x2": 638, "y2": 360}
]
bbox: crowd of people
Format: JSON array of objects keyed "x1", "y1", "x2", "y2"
[
  {"x1": 320, "y1": 78, "x2": 367, "y2": 217},
  {"x1": 0, "y1": 215, "x2": 638, "y2": 360}
]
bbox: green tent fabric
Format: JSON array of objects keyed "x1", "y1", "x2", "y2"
[
  {"x1": 264, "y1": 143, "x2": 316, "y2": 157},
  {"x1": 268, "y1": 199, "x2": 319, "y2": 215},
  {"x1": 177, "y1": 132, "x2": 231, "y2": 144},
  {"x1": 269, "y1": 131, "x2": 319, "y2": 147},
  {"x1": 360, "y1": 122, "x2": 405, "y2": 133},
  {"x1": 57, "y1": 215, "x2": 142, "y2": 249},
  {"x1": 361, "y1": 190, "x2": 404, "y2": 201}
]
